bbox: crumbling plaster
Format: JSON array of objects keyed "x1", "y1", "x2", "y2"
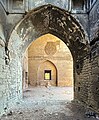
[{"x1": 0, "y1": 0, "x2": 99, "y2": 116}]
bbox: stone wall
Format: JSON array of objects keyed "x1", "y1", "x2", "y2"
[
  {"x1": 72, "y1": 14, "x2": 89, "y2": 37},
  {"x1": 1, "y1": 1, "x2": 99, "y2": 117},
  {"x1": 74, "y1": 56, "x2": 91, "y2": 105},
  {"x1": 87, "y1": 0, "x2": 99, "y2": 112},
  {"x1": 89, "y1": 0, "x2": 99, "y2": 41},
  {"x1": 0, "y1": 48, "x2": 23, "y2": 116},
  {"x1": 28, "y1": 34, "x2": 73, "y2": 87},
  {"x1": 1, "y1": 0, "x2": 87, "y2": 13},
  {"x1": 0, "y1": 0, "x2": 89, "y2": 39},
  {"x1": 0, "y1": 3, "x2": 89, "y2": 116},
  {"x1": 0, "y1": 3, "x2": 7, "y2": 116},
  {"x1": 22, "y1": 50, "x2": 28, "y2": 90},
  {"x1": 0, "y1": 40, "x2": 6, "y2": 116},
  {"x1": 88, "y1": 39, "x2": 99, "y2": 111},
  {"x1": 0, "y1": 19, "x2": 23, "y2": 116}
]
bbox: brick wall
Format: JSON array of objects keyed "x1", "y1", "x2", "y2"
[
  {"x1": 28, "y1": 34, "x2": 73, "y2": 87},
  {"x1": 1, "y1": 1, "x2": 99, "y2": 116}
]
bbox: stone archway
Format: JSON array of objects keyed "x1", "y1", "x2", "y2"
[
  {"x1": 7, "y1": 4, "x2": 89, "y2": 104},
  {"x1": 27, "y1": 33, "x2": 73, "y2": 87},
  {"x1": 8, "y1": 4, "x2": 88, "y2": 56},
  {"x1": 37, "y1": 60, "x2": 57, "y2": 86}
]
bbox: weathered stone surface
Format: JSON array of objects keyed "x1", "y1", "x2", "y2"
[
  {"x1": 28, "y1": 34, "x2": 73, "y2": 87},
  {"x1": 0, "y1": 0, "x2": 99, "y2": 117},
  {"x1": 1, "y1": 0, "x2": 87, "y2": 13},
  {"x1": 89, "y1": 1, "x2": 99, "y2": 41},
  {"x1": 0, "y1": 1, "x2": 89, "y2": 42},
  {"x1": 5, "y1": 5, "x2": 89, "y2": 116}
]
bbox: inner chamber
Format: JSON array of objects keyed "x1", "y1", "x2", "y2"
[{"x1": 22, "y1": 34, "x2": 73, "y2": 89}]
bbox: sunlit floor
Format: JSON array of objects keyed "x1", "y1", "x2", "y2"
[
  {"x1": 23, "y1": 86, "x2": 74, "y2": 101},
  {"x1": 1, "y1": 86, "x2": 98, "y2": 120}
]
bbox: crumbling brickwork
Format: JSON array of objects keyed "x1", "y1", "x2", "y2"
[
  {"x1": 0, "y1": 0, "x2": 99, "y2": 117},
  {"x1": 88, "y1": 0, "x2": 99, "y2": 111},
  {"x1": 89, "y1": 1, "x2": 99, "y2": 41}
]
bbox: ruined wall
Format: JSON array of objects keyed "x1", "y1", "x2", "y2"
[
  {"x1": 74, "y1": 55, "x2": 91, "y2": 105},
  {"x1": 0, "y1": 3, "x2": 8, "y2": 116},
  {"x1": 87, "y1": 0, "x2": 99, "y2": 112},
  {"x1": 89, "y1": 0, "x2": 99, "y2": 41},
  {"x1": 22, "y1": 50, "x2": 28, "y2": 90},
  {"x1": 72, "y1": 14, "x2": 89, "y2": 36},
  {"x1": 6, "y1": 14, "x2": 23, "y2": 41},
  {"x1": 89, "y1": 40, "x2": 99, "y2": 111},
  {"x1": 2, "y1": 4, "x2": 89, "y2": 116},
  {"x1": 0, "y1": 41, "x2": 6, "y2": 116},
  {"x1": 0, "y1": 0, "x2": 89, "y2": 39},
  {"x1": 28, "y1": 34, "x2": 73, "y2": 87},
  {"x1": 73, "y1": 0, "x2": 99, "y2": 112},
  {"x1": 1, "y1": 0, "x2": 87, "y2": 13},
  {"x1": 0, "y1": 2, "x2": 94, "y2": 117},
  {"x1": 0, "y1": 16, "x2": 23, "y2": 116},
  {"x1": 0, "y1": 2, "x2": 7, "y2": 39},
  {"x1": 0, "y1": 1, "x2": 23, "y2": 41}
]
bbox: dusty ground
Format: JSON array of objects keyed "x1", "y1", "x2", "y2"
[{"x1": 0, "y1": 86, "x2": 99, "y2": 120}]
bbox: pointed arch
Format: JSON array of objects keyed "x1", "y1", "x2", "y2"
[
  {"x1": 7, "y1": 4, "x2": 90, "y2": 103},
  {"x1": 8, "y1": 4, "x2": 89, "y2": 61},
  {"x1": 37, "y1": 60, "x2": 57, "y2": 86}
]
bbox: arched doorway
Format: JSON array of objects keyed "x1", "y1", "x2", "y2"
[
  {"x1": 22, "y1": 33, "x2": 73, "y2": 88},
  {"x1": 37, "y1": 60, "x2": 57, "y2": 86},
  {"x1": 7, "y1": 4, "x2": 88, "y2": 104}
]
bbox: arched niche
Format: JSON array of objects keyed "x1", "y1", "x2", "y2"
[{"x1": 37, "y1": 60, "x2": 57, "y2": 86}]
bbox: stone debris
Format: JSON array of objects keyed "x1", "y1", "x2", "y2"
[
  {"x1": 0, "y1": 0, "x2": 99, "y2": 119},
  {"x1": 0, "y1": 87, "x2": 99, "y2": 120}
]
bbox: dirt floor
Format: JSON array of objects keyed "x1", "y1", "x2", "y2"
[{"x1": 0, "y1": 86, "x2": 99, "y2": 120}]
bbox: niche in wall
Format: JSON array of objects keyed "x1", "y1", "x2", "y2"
[
  {"x1": 72, "y1": 0, "x2": 84, "y2": 10},
  {"x1": 12, "y1": 0, "x2": 23, "y2": 9}
]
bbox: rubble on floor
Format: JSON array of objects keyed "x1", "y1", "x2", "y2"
[{"x1": 0, "y1": 87, "x2": 99, "y2": 120}]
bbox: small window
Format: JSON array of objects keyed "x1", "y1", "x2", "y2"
[{"x1": 44, "y1": 70, "x2": 51, "y2": 80}]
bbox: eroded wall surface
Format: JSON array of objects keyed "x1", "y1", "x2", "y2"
[
  {"x1": 88, "y1": 0, "x2": 99, "y2": 111},
  {"x1": 89, "y1": 0, "x2": 99, "y2": 41},
  {"x1": 0, "y1": 0, "x2": 99, "y2": 117},
  {"x1": 28, "y1": 34, "x2": 73, "y2": 87},
  {"x1": 22, "y1": 50, "x2": 28, "y2": 90},
  {"x1": 0, "y1": 0, "x2": 89, "y2": 39},
  {"x1": 0, "y1": 2, "x2": 89, "y2": 116},
  {"x1": 0, "y1": 3, "x2": 23, "y2": 115}
]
